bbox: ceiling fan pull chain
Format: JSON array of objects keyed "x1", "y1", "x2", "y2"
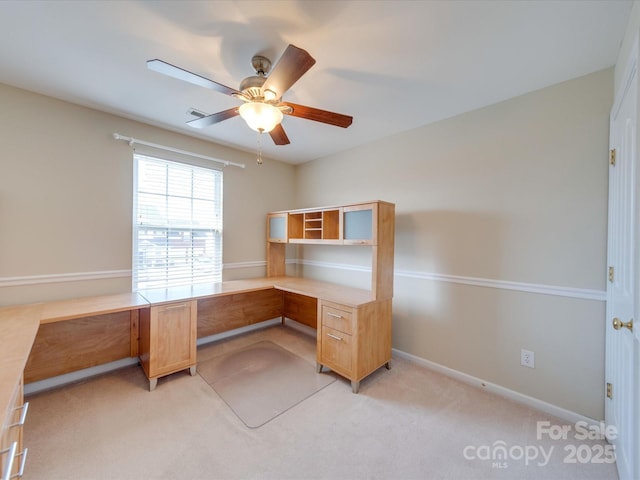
[{"x1": 256, "y1": 131, "x2": 263, "y2": 165}]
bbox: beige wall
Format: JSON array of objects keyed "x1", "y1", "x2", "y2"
[
  {"x1": 0, "y1": 66, "x2": 613, "y2": 419},
  {"x1": 0, "y1": 82, "x2": 296, "y2": 305},
  {"x1": 295, "y1": 68, "x2": 612, "y2": 419}
]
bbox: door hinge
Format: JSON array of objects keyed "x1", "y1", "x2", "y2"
[
  {"x1": 610, "y1": 149, "x2": 616, "y2": 166},
  {"x1": 608, "y1": 266, "x2": 614, "y2": 282},
  {"x1": 607, "y1": 382, "x2": 613, "y2": 399}
]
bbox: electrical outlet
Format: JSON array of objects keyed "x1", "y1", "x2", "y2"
[{"x1": 521, "y1": 349, "x2": 535, "y2": 368}]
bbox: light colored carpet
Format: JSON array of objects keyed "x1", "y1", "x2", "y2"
[
  {"x1": 197, "y1": 340, "x2": 335, "y2": 428},
  {"x1": 22, "y1": 323, "x2": 618, "y2": 480}
]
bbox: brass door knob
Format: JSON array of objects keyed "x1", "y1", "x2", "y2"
[{"x1": 613, "y1": 317, "x2": 634, "y2": 332}]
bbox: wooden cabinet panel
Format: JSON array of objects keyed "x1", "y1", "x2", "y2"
[
  {"x1": 139, "y1": 301, "x2": 197, "y2": 390},
  {"x1": 197, "y1": 289, "x2": 283, "y2": 338},
  {"x1": 317, "y1": 299, "x2": 392, "y2": 393},
  {"x1": 24, "y1": 311, "x2": 133, "y2": 383},
  {"x1": 343, "y1": 203, "x2": 376, "y2": 245},
  {"x1": 321, "y1": 303, "x2": 353, "y2": 334},
  {"x1": 283, "y1": 292, "x2": 317, "y2": 329},
  {"x1": 266, "y1": 242, "x2": 286, "y2": 277},
  {"x1": 267, "y1": 213, "x2": 288, "y2": 243},
  {"x1": 372, "y1": 201, "x2": 395, "y2": 300},
  {"x1": 322, "y1": 209, "x2": 342, "y2": 240},
  {"x1": 354, "y1": 299, "x2": 392, "y2": 379},
  {"x1": 152, "y1": 303, "x2": 196, "y2": 377},
  {"x1": 288, "y1": 213, "x2": 304, "y2": 240},
  {"x1": 321, "y1": 326, "x2": 352, "y2": 375}
]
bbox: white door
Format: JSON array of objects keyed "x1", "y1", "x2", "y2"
[{"x1": 606, "y1": 46, "x2": 638, "y2": 480}]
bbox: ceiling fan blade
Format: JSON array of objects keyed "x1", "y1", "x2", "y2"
[
  {"x1": 186, "y1": 107, "x2": 239, "y2": 129},
  {"x1": 262, "y1": 45, "x2": 316, "y2": 98},
  {"x1": 269, "y1": 124, "x2": 290, "y2": 145},
  {"x1": 147, "y1": 59, "x2": 240, "y2": 97},
  {"x1": 282, "y1": 102, "x2": 353, "y2": 128}
]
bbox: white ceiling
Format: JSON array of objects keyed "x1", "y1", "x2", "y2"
[{"x1": 0, "y1": 0, "x2": 632, "y2": 164}]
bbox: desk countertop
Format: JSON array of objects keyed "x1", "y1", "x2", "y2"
[
  {"x1": 271, "y1": 277, "x2": 375, "y2": 306},
  {"x1": 137, "y1": 277, "x2": 278, "y2": 305},
  {"x1": 138, "y1": 277, "x2": 375, "y2": 308},
  {"x1": 0, "y1": 304, "x2": 41, "y2": 427},
  {"x1": 39, "y1": 292, "x2": 149, "y2": 324}
]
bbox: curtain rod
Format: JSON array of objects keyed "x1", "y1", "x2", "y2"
[{"x1": 112, "y1": 133, "x2": 246, "y2": 169}]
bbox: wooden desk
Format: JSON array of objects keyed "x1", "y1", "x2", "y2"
[
  {"x1": 136, "y1": 277, "x2": 389, "y2": 393},
  {"x1": 0, "y1": 276, "x2": 391, "y2": 437}
]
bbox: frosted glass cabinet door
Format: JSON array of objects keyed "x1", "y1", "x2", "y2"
[
  {"x1": 267, "y1": 213, "x2": 288, "y2": 243},
  {"x1": 343, "y1": 203, "x2": 377, "y2": 245}
]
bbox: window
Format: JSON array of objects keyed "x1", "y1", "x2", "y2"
[{"x1": 133, "y1": 154, "x2": 222, "y2": 290}]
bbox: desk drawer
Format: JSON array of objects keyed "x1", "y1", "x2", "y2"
[
  {"x1": 321, "y1": 304, "x2": 353, "y2": 334},
  {"x1": 321, "y1": 327, "x2": 352, "y2": 373},
  {"x1": 1, "y1": 377, "x2": 28, "y2": 479}
]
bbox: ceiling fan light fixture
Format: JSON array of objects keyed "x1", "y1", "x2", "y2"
[{"x1": 239, "y1": 101, "x2": 283, "y2": 133}]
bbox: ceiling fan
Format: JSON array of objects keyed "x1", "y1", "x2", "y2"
[{"x1": 147, "y1": 44, "x2": 353, "y2": 146}]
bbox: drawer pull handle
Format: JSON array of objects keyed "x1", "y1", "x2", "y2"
[
  {"x1": 163, "y1": 304, "x2": 187, "y2": 310},
  {"x1": 8, "y1": 402, "x2": 29, "y2": 428},
  {"x1": 327, "y1": 333, "x2": 343, "y2": 341},
  {"x1": 12, "y1": 448, "x2": 28, "y2": 479},
  {"x1": 1, "y1": 442, "x2": 17, "y2": 480},
  {"x1": 327, "y1": 312, "x2": 344, "y2": 319}
]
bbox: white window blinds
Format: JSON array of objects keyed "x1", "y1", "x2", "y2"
[{"x1": 133, "y1": 154, "x2": 223, "y2": 290}]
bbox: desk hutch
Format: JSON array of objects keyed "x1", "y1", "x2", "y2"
[{"x1": 267, "y1": 200, "x2": 395, "y2": 391}]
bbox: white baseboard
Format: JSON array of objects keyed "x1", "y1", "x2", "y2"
[
  {"x1": 392, "y1": 347, "x2": 601, "y2": 427},
  {"x1": 25, "y1": 316, "x2": 597, "y2": 430},
  {"x1": 282, "y1": 317, "x2": 317, "y2": 337},
  {"x1": 24, "y1": 357, "x2": 140, "y2": 395},
  {"x1": 196, "y1": 318, "x2": 282, "y2": 346}
]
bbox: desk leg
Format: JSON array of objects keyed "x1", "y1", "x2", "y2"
[
  {"x1": 351, "y1": 380, "x2": 360, "y2": 394},
  {"x1": 149, "y1": 378, "x2": 158, "y2": 391},
  {"x1": 316, "y1": 363, "x2": 323, "y2": 373},
  {"x1": 189, "y1": 365, "x2": 197, "y2": 376}
]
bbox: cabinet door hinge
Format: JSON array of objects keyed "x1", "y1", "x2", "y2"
[
  {"x1": 607, "y1": 382, "x2": 613, "y2": 399},
  {"x1": 610, "y1": 149, "x2": 616, "y2": 166},
  {"x1": 608, "y1": 266, "x2": 614, "y2": 282}
]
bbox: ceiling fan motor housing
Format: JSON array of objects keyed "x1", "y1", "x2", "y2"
[
  {"x1": 251, "y1": 55, "x2": 271, "y2": 76},
  {"x1": 239, "y1": 75, "x2": 267, "y2": 100},
  {"x1": 239, "y1": 55, "x2": 273, "y2": 100}
]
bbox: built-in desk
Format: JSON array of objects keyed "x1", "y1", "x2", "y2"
[
  {"x1": 135, "y1": 277, "x2": 385, "y2": 391},
  {"x1": 0, "y1": 275, "x2": 392, "y2": 471},
  {"x1": 136, "y1": 277, "x2": 389, "y2": 393},
  {"x1": 1, "y1": 200, "x2": 395, "y2": 475}
]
